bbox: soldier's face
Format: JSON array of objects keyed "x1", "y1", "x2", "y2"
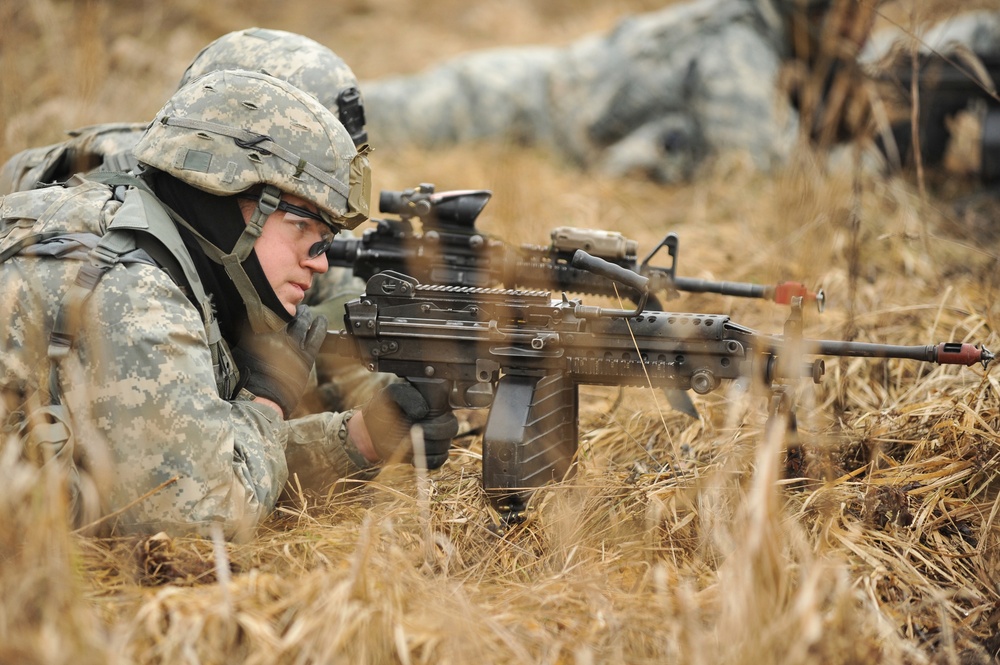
[{"x1": 248, "y1": 193, "x2": 331, "y2": 316}]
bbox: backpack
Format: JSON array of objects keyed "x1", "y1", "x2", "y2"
[
  {"x1": 0, "y1": 175, "x2": 240, "y2": 527},
  {"x1": 0, "y1": 122, "x2": 145, "y2": 195}
]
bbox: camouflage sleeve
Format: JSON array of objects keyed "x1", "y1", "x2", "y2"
[
  {"x1": 65, "y1": 262, "x2": 289, "y2": 540},
  {"x1": 281, "y1": 409, "x2": 380, "y2": 499}
]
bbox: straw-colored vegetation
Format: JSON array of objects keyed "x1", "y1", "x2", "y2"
[{"x1": 3, "y1": 0, "x2": 1000, "y2": 663}]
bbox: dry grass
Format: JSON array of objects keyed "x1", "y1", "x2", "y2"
[{"x1": 4, "y1": 0, "x2": 1000, "y2": 663}]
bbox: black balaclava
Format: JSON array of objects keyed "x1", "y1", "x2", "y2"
[{"x1": 147, "y1": 172, "x2": 293, "y2": 345}]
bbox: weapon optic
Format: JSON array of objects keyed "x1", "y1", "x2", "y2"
[{"x1": 325, "y1": 251, "x2": 992, "y2": 516}]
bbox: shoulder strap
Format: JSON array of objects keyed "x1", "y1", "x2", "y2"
[
  {"x1": 102, "y1": 173, "x2": 240, "y2": 397},
  {"x1": 83, "y1": 172, "x2": 213, "y2": 316},
  {"x1": 0, "y1": 232, "x2": 63, "y2": 263},
  {"x1": 46, "y1": 228, "x2": 151, "y2": 402},
  {"x1": 3, "y1": 174, "x2": 240, "y2": 400},
  {"x1": 83, "y1": 173, "x2": 240, "y2": 397}
]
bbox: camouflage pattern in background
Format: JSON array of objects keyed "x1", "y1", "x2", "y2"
[
  {"x1": 859, "y1": 10, "x2": 1000, "y2": 65},
  {"x1": 358, "y1": 0, "x2": 1000, "y2": 183},
  {"x1": 360, "y1": 0, "x2": 798, "y2": 183}
]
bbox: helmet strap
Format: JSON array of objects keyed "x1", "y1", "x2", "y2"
[
  {"x1": 221, "y1": 184, "x2": 289, "y2": 333},
  {"x1": 162, "y1": 182, "x2": 290, "y2": 332}
]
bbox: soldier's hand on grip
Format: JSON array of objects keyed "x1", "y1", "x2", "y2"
[
  {"x1": 234, "y1": 305, "x2": 327, "y2": 417},
  {"x1": 363, "y1": 382, "x2": 457, "y2": 469}
]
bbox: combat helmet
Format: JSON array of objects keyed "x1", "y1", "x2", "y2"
[
  {"x1": 178, "y1": 28, "x2": 368, "y2": 146},
  {"x1": 133, "y1": 69, "x2": 371, "y2": 332}
]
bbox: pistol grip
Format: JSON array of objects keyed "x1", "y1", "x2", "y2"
[{"x1": 407, "y1": 377, "x2": 451, "y2": 419}]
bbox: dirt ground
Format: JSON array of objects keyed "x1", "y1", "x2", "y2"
[{"x1": 5, "y1": 1, "x2": 1000, "y2": 663}]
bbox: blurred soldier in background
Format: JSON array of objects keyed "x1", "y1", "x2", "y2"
[
  {"x1": 0, "y1": 27, "x2": 393, "y2": 414},
  {"x1": 359, "y1": 0, "x2": 1000, "y2": 186},
  {"x1": 0, "y1": 70, "x2": 457, "y2": 540},
  {"x1": 860, "y1": 9, "x2": 1000, "y2": 184},
  {"x1": 361, "y1": 0, "x2": 801, "y2": 183}
]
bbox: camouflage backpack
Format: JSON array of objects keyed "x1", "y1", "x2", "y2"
[
  {"x1": 0, "y1": 176, "x2": 238, "y2": 527},
  {"x1": 0, "y1": 123, "x2": 146, "y2": 196}
]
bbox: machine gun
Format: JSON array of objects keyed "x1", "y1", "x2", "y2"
[
  {"x1": 323, "y1": 252, "x2": 992, "y2": 517},
  {"x1": 328, "y1": 183, "x2": 825, "y2": 312}
]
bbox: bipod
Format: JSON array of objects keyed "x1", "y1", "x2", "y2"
[{"x1": 775, "y1": 296, "x2": 807, "y2": 483}]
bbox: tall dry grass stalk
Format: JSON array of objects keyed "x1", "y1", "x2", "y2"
[
  {"x1": 3, "y1": 0, "x2": 1000, "y2": 663},
  {"x1": 0, "y1": 429, "x2": 118, "y2": 664}
]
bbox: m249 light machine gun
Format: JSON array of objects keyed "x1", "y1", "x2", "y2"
[
  {"x1": 323, "y1": 252, "x2": 992, "y2": 517},
  {"x1": 327, "y1": 183, "x2": 825, "y2": 312}
]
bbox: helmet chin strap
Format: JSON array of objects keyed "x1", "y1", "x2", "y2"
[
  {"x1": 150, "y1": 180, "x2": 291, "y2": 333},
  {"x1": 221, "y1": 184, "x2": 291, "y2": 333},
  {"x1": 167, "y1": 183, "x2": 290, "y2": 333}
]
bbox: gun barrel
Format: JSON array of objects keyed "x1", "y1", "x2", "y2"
[
  {"x1": 671, "y1": 277, "x2": 823, "y2": 310},
  {"x1": 805, "y1": 340, "x2": 992, "y2": 367},
  {"x1": 673, "y1": 276, "x2": 766, "y2": 299}
]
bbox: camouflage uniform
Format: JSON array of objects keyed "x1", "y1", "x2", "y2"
[
  {"x1": 362, "y1": 0, "x2": 798, "y2": 182},
  {"x1": 0, "y1": 71, "x2": 376, "y2": 540},
  {"x1": 860, "y1": 10, "x2": 1000, "y2": 65},
  {"x1": 0, "y1": 122, "x2": 146, "y2": 195},
  {"x1": 0, "y1": 27, "x2": 387, "y2": 412}
]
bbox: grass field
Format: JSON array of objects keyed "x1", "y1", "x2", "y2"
[{"x1": 4, "y1": 1, "x2": 1000, "y2": 663}]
